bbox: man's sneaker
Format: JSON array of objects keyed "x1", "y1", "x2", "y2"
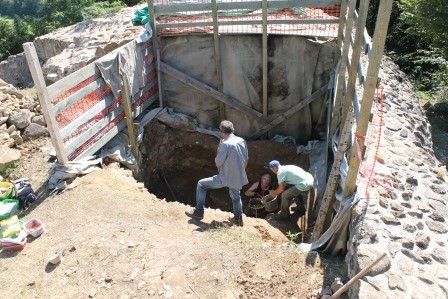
[
  {"x1": 185, "y1": 209, "x2": 204, "y2": 220},
  {"x1": 229, "y1": 217, "x2": 244, "y2": 227}
]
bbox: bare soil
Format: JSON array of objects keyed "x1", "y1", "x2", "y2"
[{"x1": 1, "y1": 137, "x2": 346, "y2": 298}]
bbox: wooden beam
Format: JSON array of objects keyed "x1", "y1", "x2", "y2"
[
  {"x1": 312, "y1": 108, "x2": 354, "y2": 241},
  {"x1": 329, "y1": 0, "x2": 357, "y2": 138},
  {"x1": 336, "y1": 0, "x2": 348, "y2": 49},
  {"x1": 248, "y1": 84, "x2": 328, "y2": 140},
  {"x1": 340, "y1": 0, "x2": 370, "y2": 130},
  {"x1": 160, "y1": 61, "x2": 269, "y2": 122},
  {"x1": 23, "y1": 42, "x2": 68, "y2": 163},
  {"x1": 343, "y1": 0, "x2": 393, "y2": 198},
  {"x1": 47, "y1": 63, "x2": 98, "y2": 101},
  {"x1": 154, "y1": 0, "x2": 342, "y2": 13},
  {"x1": 147, "y1": 0, "x2": 163, "y2": 108},
  {"x1": 262, "y1": 0, "x2": 268, "y2": 116},
  {"x1": 212, "y1": 0, "x2": 225, "y2": 120},
  {"x1": 121, "y1": 75, "x2": 139, "y2": 161},
  {"x1": 156, "y1": 18, "x2": 338, "y2": 29}
]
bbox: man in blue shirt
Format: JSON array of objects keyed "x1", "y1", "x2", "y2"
[
  {"x1": 266, "y1": 160, "x2": 315, "y2": 221},
  {"x1": 186, "y1": 120, "x2": 249, "y2": 226}
]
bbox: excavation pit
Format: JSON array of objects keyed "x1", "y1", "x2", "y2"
[{"x1": 140, "y1": 118, "x2": 310, "y2": 218}]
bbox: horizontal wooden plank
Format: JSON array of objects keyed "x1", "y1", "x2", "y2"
[
  {"x1": 65, "y1": 105, "x2": 124, "y2": 156},
  {"x1": 249, "y1": 84, "x2": 327, "y2": 140},
  {"x1": 132, "y1": 93, "x2": 158, "y2": 119},
  {"x1": 131, "y1": 78, "x2": 157, "y2": 101},
  {"x1": 142, "y1": 45, "x2": 154, "y2": 57},
  {"x1": 53, "y1": 77, "x2": 105, "y2": 114},
  {"x1": 47, "y1": 63, "x2": 98, "y2": 100},
  {"x1": 155, "y1": 3, "x2": 213, "y2": 13},
  {"x1": 59, "y1": 94, "x2": 117, "y2": 139},
  {"x1": 160, "y1": 61, "x2": 270, "y2": 123},
  {"x1": 267, "y1": 0, "x2": 341, "y2": 9},
  {"x1": 157, "y1": 21, "x2": 213, "y2": 29},
  {"x1": 76, "y1": 118, "x2": 127, "y2": 160},
  {"x1": 154, "y1": 0, "x2": 341, "y2": 14},
  {"x1": 267, "y1": 19, "x2": 338, "y2": 25},
  {"x1": 157, "y1": 18, "x2": 337, "y2": 29}
]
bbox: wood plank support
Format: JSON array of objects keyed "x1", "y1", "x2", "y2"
[
  {"x1": 312, "y1": 108, "x2": 355, "y2": 241},
  {"x1": 262, "y1": 0, "x2": 268, "y2": 116},
  {"x1": 336, "y1": 0, "x2": 348, "y2": 49},
  {"x1": 212, "y1": 0, "x2": 225, "y2": 120},
  {"x1": 160, "y1": 61, "x2": 269, "y2": 123},
  {"x1": 23, "y1": 42, "x2": 68, "y2": 163},
  {"x1": 248, "y1": 84, "x2": 328, "y2": 140},
  {"x1": 147, "y1": 0, "x2": 163, "y2": 108},
  {"x1": 121, "y1": 75, "x2": 139, "y2": 162},
  {"x1": 329, "y1": 0, "x2": 357, "y2": 138},
  {"x1": 343, "y1": 0, "x2": 393, "y2": 198},
  {"x1": 339, "y1": 0, "x2": 370, "y2": 128}
]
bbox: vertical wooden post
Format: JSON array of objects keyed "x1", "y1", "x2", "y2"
[
  {"x1": 121, "y1": 75, "x2": 139, "y2": 161},
  {"x1": 313, "y1": 109, "x2": 355, "y2": 241},
  {"x1": 340, "y1": 0, "x2": 370, "y2": 129},
  {"x1": 336, "y1": 0, "x2": 348, "y2": 49},
  {"x1": 147, "y1": 0, "x2": 163, "y2": 107},
  {"x1": 212, "y1": 0, "x2": 225, "y2": 120},
  {"x1": 23, "y1": 42, "x2": 68, "y2": 163},
  {"x1": 343, "y1": 0, "x2": 393, "y2": 198},
  {"x1": 329, "y1": 0, "x2": 357, "y2": 138},
  {"x1": 262, "y1": 0, "x2": 268, "y2": 116}
]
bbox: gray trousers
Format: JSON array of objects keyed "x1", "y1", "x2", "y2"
[{"x1": 279, "y1": 186, "x2": 315, "y2": 216}]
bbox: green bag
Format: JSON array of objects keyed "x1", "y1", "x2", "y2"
[
  {"x1": 132, "y1": 7, "x2": 150, "y2": 26},
  {"x1": 0, "y1": 199, "x2": 19, "y2": 221},
  {"x1": 0, "y1": 181, "x2": 14, "y2": 200}
]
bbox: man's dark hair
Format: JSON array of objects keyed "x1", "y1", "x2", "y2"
[{"x1": 219, "y1": 120, "x2": 234, "y2": 133}]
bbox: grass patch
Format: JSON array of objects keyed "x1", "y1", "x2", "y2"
[
  {"x1": 206, "y1": 227, "x2": 264, "y2": 251},
  {"x1": 0, "y1": 161, "x2": 19, "y2": 179}
]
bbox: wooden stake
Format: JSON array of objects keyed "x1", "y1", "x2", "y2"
[
  {"x1": 23, "y1": 42, "x2": 68, "y2": 163},
  {"x1": 121, "y1": 75, "x2": 139, "y2": 162},
  {"x1": 330, "y1": 252, "x2": 387, "y2": 298},
  {"x1": 262, "y1": 0, "x2": 268, "y2": 116},
  {"x1": 147, "y1": 0, "x2": 163, "y2": 107}
]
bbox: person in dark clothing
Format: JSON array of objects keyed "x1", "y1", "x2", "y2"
[{"x1": 244, "y1": 174, "x2": 273, "y2": 199}]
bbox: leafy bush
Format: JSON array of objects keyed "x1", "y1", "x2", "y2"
[{"x1": 81, "y1": 1, "x2": 125, "y2": 20}]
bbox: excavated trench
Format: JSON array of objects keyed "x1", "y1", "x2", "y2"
[{"x1": 140, "y1": 119, "x2": 310, "y2": 216}]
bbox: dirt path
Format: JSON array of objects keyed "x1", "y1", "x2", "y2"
[{"x1": 1, "y1": 138, "x2": 345, "y2": 298}]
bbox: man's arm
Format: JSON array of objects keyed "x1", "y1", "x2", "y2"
[
  {"x1": 215, "y1": 142, "x2": 228, "y2": 168},
  {"x1": 244, "y1": 181, "x2": 260, "y2": 197},
  {"x1": 269, "y1": 182, "x2": 286, "y2": 196}
]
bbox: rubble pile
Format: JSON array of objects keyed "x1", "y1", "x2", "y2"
[{"x1": 0, "y1": 79, "x2": 48, "y2": 148}]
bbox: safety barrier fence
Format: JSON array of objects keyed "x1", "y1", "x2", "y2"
[
  {"x1": 150, "y1": 0, "x2": 342, "y2": 37},
  {"x1": 23, "y1": 40, "x2": 158, "y2": 163}
]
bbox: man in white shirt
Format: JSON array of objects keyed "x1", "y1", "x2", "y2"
[
  {"x1": 185, "y1": 120, "x2": 249, "y2": 226},
  {"x1": 266, "y1": 160, "x2": 314, "y2": 221}
]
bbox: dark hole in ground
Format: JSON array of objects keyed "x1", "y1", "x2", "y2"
[{"x1": 140, "y1": 120, "x2": 313, "y2": 239}]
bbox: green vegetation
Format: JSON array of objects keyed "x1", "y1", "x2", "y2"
[
  {"x1": 0, "y1": 0, "x2": 144, "y2": 61},
  {"x1": 367, "y1": 0, "x2": 447, "y2": 107}
]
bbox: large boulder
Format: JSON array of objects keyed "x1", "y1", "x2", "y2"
[
  {"x1": 7, "y1": 109, "x2": 31, "y2": 129},
  {"x1": 22, "y1": 123, "x2": 49, "y2": 141}
]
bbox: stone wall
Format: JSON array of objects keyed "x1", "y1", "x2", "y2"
[{"x1": 347, "y1": 56, "x2": 448, "y2": 298}]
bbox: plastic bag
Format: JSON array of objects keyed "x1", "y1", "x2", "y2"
[
  {"x1": 132, "y1": 7, "x2": 150, "y2": 26},
  {"x1": 0, "y1": 215, "x2": 21, "y2": 238},
  {"x1": 13, "y1": 178, "x2": 37, "y2": 209}
]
